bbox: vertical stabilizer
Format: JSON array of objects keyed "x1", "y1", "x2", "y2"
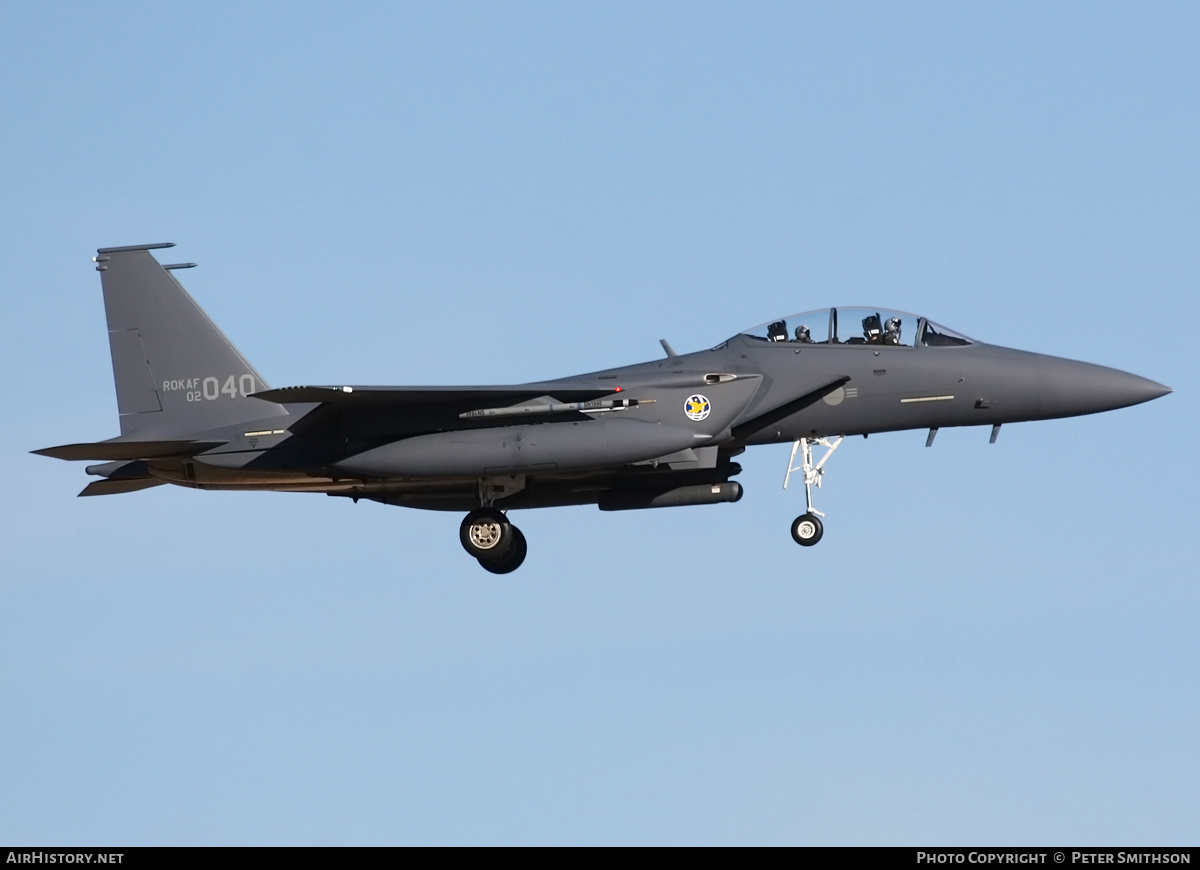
[{"x1": 94, "y1": 243, "x2": 286, "y2": 437}]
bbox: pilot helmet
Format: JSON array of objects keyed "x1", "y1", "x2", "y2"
[
  {"x1": 795, "y1": 325, "x2": 810, "y2": 341},
  {"x1": 886, "y1": 318, "x2": 901, "y2": 332}
]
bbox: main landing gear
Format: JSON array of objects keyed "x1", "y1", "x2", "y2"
[
  {"x1": 460, "y1": 507, "x2": 527, "y2": 574},
  {"x1": 783, "y1": 436, "x2": 843, "y2": 548}
]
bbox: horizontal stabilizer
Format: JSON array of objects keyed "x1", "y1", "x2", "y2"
[
  {"x1": 33, "y1": 440, "x2": 225, "y2": 461},
  {"x1": 78, "y1": 478, "x2": 165, "y2": 497},
  {"x1": 85, "y1": 460, "x2": 150, "y2": 479},
  {"x1": 253, "y1": 385, "x2": 615, "y2": 406}
]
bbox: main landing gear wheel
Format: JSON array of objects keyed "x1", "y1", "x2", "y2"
[
  {"x1": 460, "y1": 507, "x2": 515, "y2": 559},
  {"x1": 791, "y1": 513, "x2": 824, "y2": 546},
  {"x1": 477, "y1": 526, "x2": 527, "y2": 574}
]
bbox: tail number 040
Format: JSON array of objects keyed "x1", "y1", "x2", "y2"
[{"x1": 187, "y1": 375, "x2": 257, "y2": 402}]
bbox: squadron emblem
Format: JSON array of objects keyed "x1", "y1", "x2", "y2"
[{"x1": 684, "y1": 394, "x2": 711, "y2": 422}]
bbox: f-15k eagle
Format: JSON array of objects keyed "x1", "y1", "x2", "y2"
[{"x1": 36, "y1": 243, "x2": 1171, "y2": 573}]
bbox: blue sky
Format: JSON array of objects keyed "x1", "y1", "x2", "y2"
[{"x1": 2, "y1": 2, "x2": 1196, "y2": 845}]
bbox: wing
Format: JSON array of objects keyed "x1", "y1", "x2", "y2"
[{"x1": 251, "y1": 384, "x2": 618, "y2": 406}]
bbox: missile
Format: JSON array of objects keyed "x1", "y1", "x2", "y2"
[{"x1": 459, "y1": 398, "x2": 654, "y2": 419}]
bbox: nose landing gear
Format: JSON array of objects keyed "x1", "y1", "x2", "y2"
[
  {"x1": 783, "y1": 436, "x2": 843, "y2": 547},
  {"x1": 791, "y1": 513, "x2": 823, "y2": 546},
  {"x1": 460, "y1": 507, "x2": 528, "y2": 573}
]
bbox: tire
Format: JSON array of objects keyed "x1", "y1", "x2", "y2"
[
  {"x1": 460, "y1": 508, "x2": 514, "y2": 558},
  {"x1": 790, "y1": 513, "x2": 824, "y2": 546},
  {"x1": 478, "y1": 527, "x2": 527, "y2": 574}
]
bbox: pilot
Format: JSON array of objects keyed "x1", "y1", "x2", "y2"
[
  {"x1": 883, "y1": 318, "x2": 902, "y2": 346},
  {"x1": 794, "y1": 325, "x2": 813, "y2": 343},
  {"x1": 862, "y1": 314, "x2": 883, "y2": 344}
]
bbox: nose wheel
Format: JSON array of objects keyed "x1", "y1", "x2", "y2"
[
  {"x1": 460, "y1": 508, "x2": 528, "y2": 573},
  {"x1": 783, "y1": 436, "x2": 842, "y2": 548},
  {"x1": 790, "y1": 513, "x2": 823, "y2": 546}
]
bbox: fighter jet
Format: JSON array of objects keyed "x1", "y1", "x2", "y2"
[{"x1": 36, "y1": 243, "x2": 1171, "y2": 573}]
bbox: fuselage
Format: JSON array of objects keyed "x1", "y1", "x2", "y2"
[{"x1": 149, "y1": 318, "x2": 1168, "y2": 510}]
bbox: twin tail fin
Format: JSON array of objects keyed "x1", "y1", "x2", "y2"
[{"x1": 93, "y1": 243, "x2": 286, "y2": 437}]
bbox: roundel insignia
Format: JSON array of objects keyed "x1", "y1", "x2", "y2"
[{"x1": 684, "y1": 394, "x2": 711, "y2": 422}]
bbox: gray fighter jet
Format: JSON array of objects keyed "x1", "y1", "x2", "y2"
[{"x1": 36, "y1": 243, "x2": 1171, "y2": 573}]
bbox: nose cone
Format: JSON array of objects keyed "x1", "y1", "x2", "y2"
[{"x1": 1035, "y1": 356, "x2": 1172, "y2": 418}]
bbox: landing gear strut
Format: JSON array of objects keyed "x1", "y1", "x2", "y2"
[
  {"x1": 783, "y1": 436, "x2": 843, "y2": 547},
  {"x1": 460, "y1": 507, "x2": 527, "y2": 573}
]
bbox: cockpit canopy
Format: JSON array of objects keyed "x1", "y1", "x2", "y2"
[{"x1": 737, "y1": 307, "x2": 974, "y2": 348}]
